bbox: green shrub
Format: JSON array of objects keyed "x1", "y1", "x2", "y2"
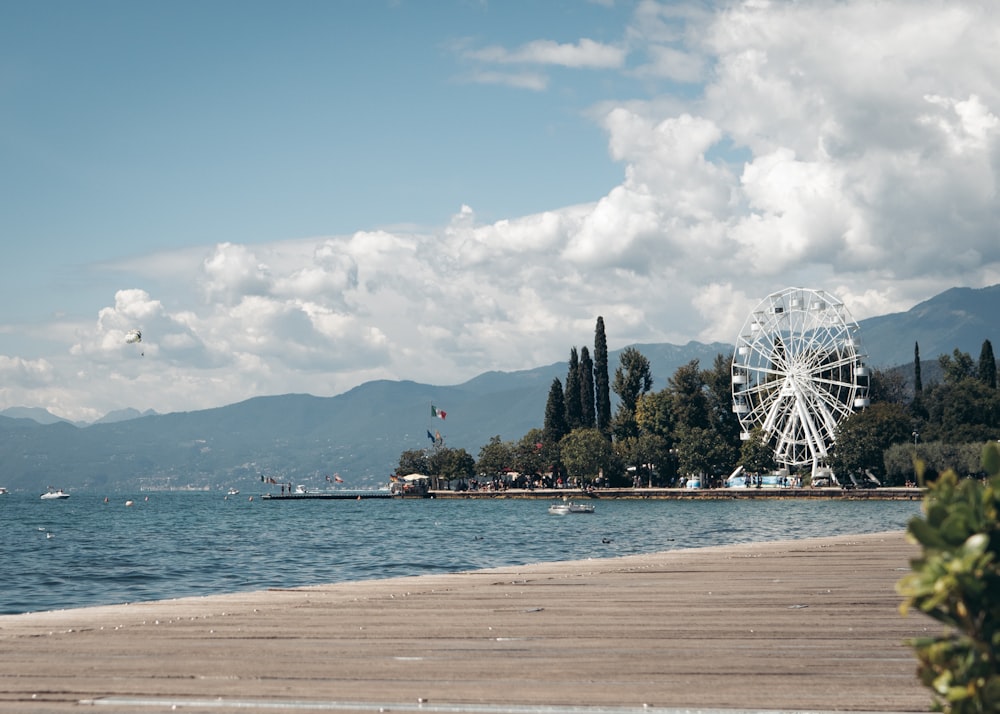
[{"x1": 897, "y1": 442, "x2": 1000, "y2": 713}]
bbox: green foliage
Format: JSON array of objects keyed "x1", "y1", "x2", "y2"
[
  {"x1": 978, "y1": 339, "x2": 997, "y2": 389},
  {"x1": 565, "y1": 348, "x2": 583, "y2": 430},
  {"x1": 674, "y1": 425, "x2": 734, "y2": 488},
  {"x1": 560, "y1": 427, "x2": 615, "y2": 483},
  {"x1": 703, "y1": 354, "x2": 742, "y2": 444},
  {"x1": 428, "y1": 447, "x2": 476, "y2": 485},
  {"x1": 915, "y1": 342, "x2": 923, "y2": 394},
  {"x1": 614, "y1": 433, "x2": 669, "y2": 486},
  {"x1": 829, "y1": 402, "x2": 912, "y2": 480},
  {"x1": 635, "y1": 390, "x2": 673, "y2": 440},
  {"x1": 579, "y1": 346, "x2": 596, "y2": 429},
  {"x1": 667, "y1": 360, "x2": 710, "y2": 431},
  {"x1": 543, "y1": 378, "x2": 569, "y2": 444},
  {"x1": 739, "y1": 428, "x2": 776, "y2": 475},
  {"x1": 476, "y1": 435, "x2": 513, "y2": 479},
  {"x1": 923, "y1": 377, "x2": 1000, "y2": 443},
  {"x1": 511, "y1": 428, "x2": 551, "y2": 477},
  {"x1": 940, "y1": 349, "x2": 977, "y2": 385},
  {"x1": 897, "y1": 442, "x2": 1000, "y2": 713},
  {"x1": 397, "y1": 449, "x2": 429, "y2": 476},
  {"x1": 611, "y1": 346, "x2": 653, "y2": 441},
  {"x1": 594, "y1": 317, "x2": 612, "y2": 438},
  {"x1": 869, "y1": 366, "x2": 909, "y2": 404},
  {"x1": 885, "y1": 441, "x2": 986, "y2": 486}
]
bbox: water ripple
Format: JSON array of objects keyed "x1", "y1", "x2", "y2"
[{"x1": 0, "y1": 493, "x2": 920, "y2": 614}]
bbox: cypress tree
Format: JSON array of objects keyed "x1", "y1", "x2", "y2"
[
  {"x1": 564, "y1": 347, "x2": 582, "y2": 429},
  {"x1": 594, "y1": 316, "x2": 611, "y2": 438},
  {"x1": 914, "y1": 342, "x2": 922, "y2": 394},
  {"x1": 978, "y1": 339, "x2": 997, "y2": 389},
  {"x1": 580, "y1": 346, "x2": 595, "y2": 428},
  {"x1": 543, "y1": 378, "x2": 569, "y2": 444}
]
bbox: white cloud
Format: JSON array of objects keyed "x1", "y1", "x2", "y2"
[
  {"x1": 201, "y1": 243, "x2": 272, "y2": 304},
  {"x1": 466, "y1": 38, "x2": 625, "y2": 69},
  {"x1": 4, "y1": 0, "x2": 1000, "y2": 422},
  {"x1": 0, "y1": 355, "x2": 54, "y2": 387},
  {"x1": 463, "y1": 70, "x2": 549, "y2": 91}
]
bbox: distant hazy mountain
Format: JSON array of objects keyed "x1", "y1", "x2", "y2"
[
  {"x1": 858, "y1": 284, "x2": 1000, "y2": 367},
  {"x1": 93, "y1": 408, "x2": 159, "y2": 425},
  {"x1": 1, "y1": 284, "x2": 997, "y2": 493},
  {"x1": 0, "y1": 406, "x2": 75, "y2": 425}
]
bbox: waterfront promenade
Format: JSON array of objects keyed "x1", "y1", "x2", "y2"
[
  {"x1": 426, "y1": 485, "x2": 924, "y2": 500},
  {"x1": 0, "y1": 531, "x2": 932, "y2": 713}
]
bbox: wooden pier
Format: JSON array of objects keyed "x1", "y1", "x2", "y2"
[{"x1": 0, "y1": 531, "x2": 932, "y2": 713}]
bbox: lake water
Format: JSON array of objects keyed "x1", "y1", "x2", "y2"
[{"x1": 0, "y1": 492, "x2": 923, "y2": 615}]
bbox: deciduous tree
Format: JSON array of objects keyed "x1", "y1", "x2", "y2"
[
  {"x1": 703, "y1": 353, "x2": 742, "y2": 446},
  {"x1": 673, "y1": 426, "x2": 731, "y2": 488},
  {"x1": 612, "y1": 347, "x2": 653, "y2": 441},
  {"x1": 476, "y1": 436, "x2": 513, "y2": 480},
  {"x1": 397, "y1": 449, "x2": 429, "y2": 476},
  {"x1": 667, "y1": 360, "x2": 710, "y2": 431},
  {"x1": 829, "y1": 402, "x2": 912, "y2": 481},
  {"x1": 923, "y1": 377, "x2": 1000, "y2": 443},
  {"x1": 739, "y1": 428, "x2": 776, "y2": 476},
  {"x1": 939, "y1": 348, "x2": 975, "y2": 384},
  {"x1": 869, "y1": 367, "x2": 908, "y2": 404},
  {"x1": 560, "y1": 427, "x2": 614, "y2": 485}
]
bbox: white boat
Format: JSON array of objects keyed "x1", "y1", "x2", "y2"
[
  {"x1": 40, "y1": 488, "x2": 70, "y2": 500},
  {"x1": 548, "y1": 501, "x2": 595, "y2": 515},
  {"x1": 227, "y1": 488, "x2": 240, "y2": 496},
  {"x1": 0, "y1": 487, "x2": 8, "y2": 495}
]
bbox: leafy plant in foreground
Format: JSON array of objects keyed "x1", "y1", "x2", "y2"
[{"x1": 897, "y1": 442, "x2": 1000, "y2": 712}]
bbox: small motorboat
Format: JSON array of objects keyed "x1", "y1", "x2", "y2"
[
  {"x1": 40, "y1": 488, "x2": 70, "y2": 500},
  {"x1": 227, "y1": 488, "x2": 240, "y2": 496},
  {"x1": 548, "y1": 501, "x2": 595, "y2": 515}
]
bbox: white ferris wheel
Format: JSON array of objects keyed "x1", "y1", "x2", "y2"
[{"x1": 731, "y1": 287, "x2": 870, "y2": 475}]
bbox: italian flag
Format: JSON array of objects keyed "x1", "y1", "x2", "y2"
[{"x1": 431, "y1": 405, "x2": 447, "y2": 420}]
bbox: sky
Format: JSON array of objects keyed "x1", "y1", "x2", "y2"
[{"x1": 1, "y1": 0, "x2": 998, "y2": 423}]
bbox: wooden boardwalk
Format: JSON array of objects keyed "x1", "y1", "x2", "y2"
[{"x1": 0, "y1": 532, "x2": 933, "y2": 713}]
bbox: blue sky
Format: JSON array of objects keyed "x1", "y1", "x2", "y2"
[
  {"x1": 2, "y1": 0, "x2": 999, "y2": 422},
  {"x1": 3, "y1": 1, "x2": 629, "y2": 315}
]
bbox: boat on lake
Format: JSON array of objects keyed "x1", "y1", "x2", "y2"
[
  {"x1": 548, "y1": 501, "x2": 595, "y2": 515},
  {"x1": 262, "y1": 489, "x2": 394, "y2": 500},
  {"x1": 40, "y1": 488, "x2": 70, "y2": 500}
]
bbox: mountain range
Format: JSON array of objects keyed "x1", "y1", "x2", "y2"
[{"x1": 2, "y1": 284, "x2": 999, "y2": 493}]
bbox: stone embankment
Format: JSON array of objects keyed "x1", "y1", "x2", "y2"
[{"x1": 429, "y1": 486, "x2": 924, "y2": 500}]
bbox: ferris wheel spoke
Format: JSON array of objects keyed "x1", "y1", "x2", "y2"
[
  {"x1": 760, "y1": 387, "x2": 794, "y2": 435},
  {"x1": 792, "y1": 396, "x2": 826, "y2": 463}
]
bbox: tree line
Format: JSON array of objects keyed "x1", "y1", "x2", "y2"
[
  {"x1": 831, "y1": 339, "x2": 1000, "y2": 485},
  {"x1": 397, "y1": 317, "x2": 740, "y2": 488},
  {"x1": 397, "y1": 319, "x2": 1000, "y2": 489}
]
